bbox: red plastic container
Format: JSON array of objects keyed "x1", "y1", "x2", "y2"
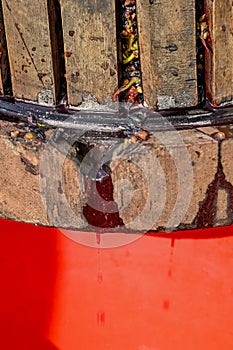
[{"x1": 1, "y1": 217, "x2": 233, "y2": 350}]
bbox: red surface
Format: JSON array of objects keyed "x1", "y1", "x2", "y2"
[{"x1": 1, "y1": 218, "x2": 233, "y2": 349}]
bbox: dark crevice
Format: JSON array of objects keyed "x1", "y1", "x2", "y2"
[
  {"x1": 114, "y1": 0, "x2": 143, "y2": 104},
  {"x1": 47, "y1": 0, "x2": 67, "y2": 105},
  {"x1": 196, "y1": 0, "x2": 206, "y2": 105},
  {"x1": 0, "y1": 0, "x2": 12, "y2": 96}
]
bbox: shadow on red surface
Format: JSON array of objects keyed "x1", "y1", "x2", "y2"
[{"x1": 0, "y1": 218, "x2": 59, "y2": 349}]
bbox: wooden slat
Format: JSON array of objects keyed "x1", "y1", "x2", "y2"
[
  {"x1": 60, "y1": 0, "x2": 118, "y2": 106},
  {"x1": 0, "y1": 3, "x2": 5, "y2": 95},
  {"x1": 137, "y1": 0, "x2": 198, "y2": 109},
  {"x1": 0, "y1": 71, "x2": 3, "y2": 95},
  {"x1": 2, "y1": 0, "x2": 55, "y2": 104},
  {"x1": 205, "y1": 1, "x2": 233, "y2": 106}
]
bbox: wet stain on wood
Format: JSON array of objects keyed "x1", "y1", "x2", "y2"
[{"x1": 192, "y1": 142, "x2": 233, "y2": 228}]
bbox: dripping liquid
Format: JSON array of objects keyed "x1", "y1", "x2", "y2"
[
  {"x1": 75, "y1": 140, "x2": 124, "y2": 231},
  {"x1": 168, "y1": 238, "x2": 175, "y2": 277},
  {"x1": 192, "y1": 142, "x2": 233, "y2": 228},
  {"x1": 83, "y1": 171, "x2": 124, "y2": 230}
]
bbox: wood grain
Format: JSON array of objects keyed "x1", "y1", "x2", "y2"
[
  {"x1": 2, "y1": 0, "x2": 55, "y2": 104},
  {"x1": 60, "y1": 0, "x2": 118, "y2": 106},
  {"x1": 137, "y1": 0, "x2": 198, "y2": 109},
  {"x1": 0, "y1": 3, "x2": 5, "y2": 94}
]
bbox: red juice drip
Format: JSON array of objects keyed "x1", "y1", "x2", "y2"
[
  {"x1": 97, "y1": 311, "x2": 105, "y2": 326},
  {"x1": 83, "y1": 173, "x2": 124, "y2": 229},
  {"x1": 96, "y1": 233, "x2": 101, "y2": 245},
  {"x1": 168, "y1": 238, "x2": 175, "y2": 277},
  {"x1": 96, "y1": 248, "x2": 104, "y2": 324},
  {"x1": 97, "y1": 247, "x2": 103, "y2": 284},
  {"x1": 97, "y1": 272, "x2": 103, "y2": 284},
  {"x1": 163, "y1": 299, "x2": 170, "y2": 310}
]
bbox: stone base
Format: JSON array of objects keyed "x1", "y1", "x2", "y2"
[{"x1": 0, "y1": 119, "x2": 233, "y2": 232}]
